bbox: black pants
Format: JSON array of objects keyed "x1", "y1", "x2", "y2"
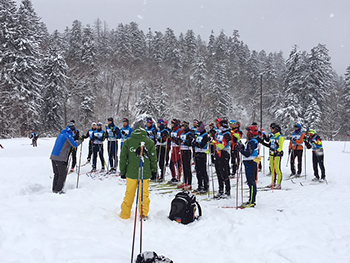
[
  {"x1": 194, "y1": 152, "x2": 209, "y2": 190},
  {"x1": 52, "y1": 160, "x2": 68, "y2": 192},
  {"x1": 156, "y1": 145, "x2": 166, "y2": 179},
  {"x1": 108, "y1": 141, "x2": 117, "y2": 169},
  {"x1": 290, "y1": 149, "x2": 303, "y2": 174},
  {"x1": 182, "y1": 150, "x2": 192, "y2": 185},
  {"x1": 230, "y1": 148, "x2": 240, "y2": 175},
  {"x1": 87, "y1": 140, "x2": 93, "y2": 161},
  {"x1": 71, "y1": 148, "x2": 77, "y2": 169},
  {"x1": 215, "y1": 151, "x2": 231, "y2": 194},
  {"x1": 93, "y1": 144, "x2": 105, "y2": 169},
  {"x1": 312, "y1": 152, "x2": 326, "y2": 179}
]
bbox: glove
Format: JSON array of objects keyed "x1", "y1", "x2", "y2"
[
  {"x1": 256, "y1": 136, "x2": 263, "y2": 143},
  {"x1": 79, "y1": 136, "x2": 84, "y2": 141},
  {"x1": 292, "y1": 137, "x2": 297, "y2": 142},
  {"x1": 151, "y1": 172, "x2": 157, "y2": 180},
  {"x1": 120, "y1": 174, "x2": 126, "y2": 179}
]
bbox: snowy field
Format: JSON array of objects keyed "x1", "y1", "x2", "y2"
[{"x1": 0, "y1": 137, "x2": 349, "y2": 263}]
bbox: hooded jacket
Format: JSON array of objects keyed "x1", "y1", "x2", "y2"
[
  {"x1": 119, "y1": 127, "x2": 157, "y2": 179},
  {"x1": 50, "y1": 127, "x2": 81, "y2": 162}
]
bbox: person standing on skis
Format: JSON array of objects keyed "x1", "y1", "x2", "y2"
[
  {"x1": 179, "y1": 121, "x2": 195, "y2": 190},
  {"x1": 288, "y1": 123, "x2": 305, "y2": 178},
  {"x1": 119, "y1": 119, "x2": 157, "y2": 220},
  {"x1": 212, "y1": 119, "x2": 232, "y2": 198},
  {"x1": 229, "y1": 119, "x2": 242, "y2": 177},
  {"x1": 91, "y1": 122, "x2": 106, "y2": 172},
  {"x1": 82, "y1": 122, "x2": 97, "y2": 164},
  {"x1": 304, "y1": 129, "x2": 326, "y2": 182},
  {"x1": 68, "y1": 120, "x2": 80, "y2": 173},
  {"x1": 106, "y1": 117, "x2": 120, "y2": 174},
  {"x1": 156, "y1": 119, "x2": 169, "y2": 181},
  {"x1": 259, "y1": 124, "x2": 284, "y2": 189},
  {"x1": 169, "y1": 119, "x2": 182, "y2": 183},
  {"x1": 193, "y1": 121, "x2": 210, "y2": 194},
  {"x1": 238, "y1": 125, "x2": 260, "y2": 208}
]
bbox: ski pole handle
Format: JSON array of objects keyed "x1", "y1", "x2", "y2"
[{"x1": 140, "y1": 142, "x2": 145, "y2": 157}]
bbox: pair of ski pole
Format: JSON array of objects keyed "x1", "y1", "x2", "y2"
[{"x1": 131, "y1": 142, "x2": 145, "y2": 263}]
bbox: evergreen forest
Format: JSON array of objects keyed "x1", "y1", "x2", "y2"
[{"x1": 1, "y1": 0, "x2": 350, "y2": 139}]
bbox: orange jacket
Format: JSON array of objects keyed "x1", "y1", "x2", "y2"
[{"x1": 289, "y1": 132, "x2": 305, "y2": 151}]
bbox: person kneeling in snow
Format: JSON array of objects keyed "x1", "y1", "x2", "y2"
[
  {"x1": 119, "y1": 119, "x2": 157, "y2": 220},
  {"x1": 50, "y1": 123, "x2": 83, "y2": 194}
]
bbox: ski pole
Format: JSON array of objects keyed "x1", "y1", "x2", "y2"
[
  {"x1": 236, "y1": 154, "x2": 240, "y2": 209},
  {"x1": 131, "y1": 142, "x2": 144, "y2": 263},
  {"x1": 210, "y1": 148, "x2": 215, "y2": 198},
  {"x1": 304, "y1": 147, "x2": 307, "y2": 178},
  {"x1": 139, "y1": 142, "x2": 145, "y2": 254},
  {"x1": 76, "y1": 141, "x2": 83, "y2": 188},
  {"x1": 240, "y1": 154, "x2": 243, "y2": 205},
  {"x1": 286, "y1": 149, "x2": 291, "y2": 168}
]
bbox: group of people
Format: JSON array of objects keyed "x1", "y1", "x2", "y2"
[{"x1": 49, "y1": 116, "x2": 327, "y2": 218}]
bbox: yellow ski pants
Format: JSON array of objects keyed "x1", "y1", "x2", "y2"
[{"x1": 120, "y1": 178, "x2": 150, "y2": 219}]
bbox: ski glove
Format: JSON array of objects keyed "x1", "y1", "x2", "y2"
[{"x1": 120, "y1": 174, "x2": 126, "y2": 179}]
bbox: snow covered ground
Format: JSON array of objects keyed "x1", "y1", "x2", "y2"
[{"x1": 0, "y1": 137, "x2": 349, "y2": 263}]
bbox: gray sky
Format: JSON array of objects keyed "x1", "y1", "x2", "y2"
[{"x1": 17, "y1": 0, "x2": 350, "y2": 75}]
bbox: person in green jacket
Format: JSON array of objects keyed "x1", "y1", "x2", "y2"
[{"x1": 119, "y1": 119, "x2": 158, "y2": 220}]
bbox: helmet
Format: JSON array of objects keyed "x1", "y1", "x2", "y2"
[
  {"x1": 229, "y1": 120, "x2": 237, "y2": 125},
  {"x1": 197, "y1": 121, "x2": 205, "y2": 132},
  {"x1": 274, "y1": 125, "x2": 281, "y2": 133},
  {"x1": 246, "y1": 125, "x2": 259, "y2": 137},
  {"x1": 294, "y1": 123, "x2": 302, "y2": 132},
  {"x1": 123, "y1": 118, "x2": 129, "y2": 123},
  {"x1": 270, "y1": 122, "x2": 276, "y2": 129},
  {"x1": 220, "y1": 119, "x2": 229, "y2": 129},
  {"x1": 171, "y1": 119, "x2": 180, "y2": 126},
  {"x1": 70, "y1": 119, "x2": 75, "y2": 124},
  {"x1": 181, "y1": 121, "x2": 189, "y2": 127},
  {"x1": 67, "y1": 122, "x2": 75, "y2": 131},
  {"x1": 107, "y1": 117, "x2": 113, "y2": 122},
  {"x1": 308, "y1": 129, "x2": 315, "y2": 135},
  {"x1": 92, "y1": 122, "x2": 97, "y2": 126},
  {"x1": 215, "y1": 118, "x2": 222, "y2": 123},
  {"x1": 97, "y1": 122, "x2": 103, "y2": 127},
  {"x1": 164, "y1": 120, "x2": 168, "y2": 126},
  {"x1": 158, "y1": 119, "x2": 165, "y2": 125}
]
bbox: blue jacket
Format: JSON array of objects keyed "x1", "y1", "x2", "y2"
[
  {"x1": 118, "y1": 125, "x2": 133, "y2": 144},
  {"x1": 50, "y1": 127, "x2": 80, "y2": 162}
]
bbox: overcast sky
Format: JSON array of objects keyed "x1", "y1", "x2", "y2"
[{"x1": 16, "y1": 0, "x2": 350, "y2": 75}]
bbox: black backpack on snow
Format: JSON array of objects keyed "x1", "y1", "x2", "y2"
[
  {"x1": 168, "y1": 191, "x2": 202, "y2": 224},
  {"x1": 136, "y1": 251, "x2": 173, "y2": 263}
]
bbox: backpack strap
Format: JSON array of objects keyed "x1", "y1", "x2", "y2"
[{"x1": 195, "y1": 201, "x2": 202, "y2": 219}]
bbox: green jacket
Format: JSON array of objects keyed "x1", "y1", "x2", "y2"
[{"x1": 119, "y1": 127, "x2": 157, "y2": 179}]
